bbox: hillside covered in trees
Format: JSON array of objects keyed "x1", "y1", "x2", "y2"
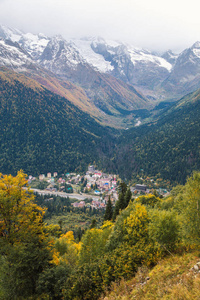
[
  {"x1": 0, "y1": 171, "x2": 199, "y2": 299},
  {"x1": 107, "y1": 88, "x2": 200, "y2": 185},
  {"x1": 0, "y1": 70, "x2": 115, "y2": 175}
]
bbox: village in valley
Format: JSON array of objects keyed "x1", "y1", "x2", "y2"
[{"x1": 28, "y1": 165, "x2": 170, "y2": 210}]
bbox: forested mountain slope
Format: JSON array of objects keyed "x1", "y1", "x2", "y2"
[
  {"x1": 0, "y1": 69, "x2": 115, "y2": 175},
  {"x1": 107, "y1": 89, "x2": 200, "y2": 184}
]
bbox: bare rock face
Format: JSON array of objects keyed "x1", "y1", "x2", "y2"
[
  {"x1": 0, "y1": 38, "x2": 36, "y2": 70},
  {"x1": 90, "y1": 38, "x2": 173, "y2": 94},
  {"x1": 161, "y1": 42, "x2": 200, "y2": 98},
  {"x1": 161, "y1": 50, "x2": 178, "y2": 65},
  {"x1": 190, "y1": 262, "x2": 200, "y2": 272},
  {"x1": 193, "y1": 262, "x2": 200, "y2": 271}
]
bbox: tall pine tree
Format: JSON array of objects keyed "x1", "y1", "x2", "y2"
[
  {"x1": 104, "y1": 197, "x2": 113, "y2": 221},
  {"x1": 113, "y1": 182, "x2": 128, "y2": 220}
]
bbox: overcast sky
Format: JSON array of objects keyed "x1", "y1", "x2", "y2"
[{"x1": 0, "y1": 0, "x2": 199, "y2": 53}]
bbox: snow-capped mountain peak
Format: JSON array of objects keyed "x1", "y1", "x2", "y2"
[
  {"x1": 191, "y1": 41, "x2": 200, "y2": 49},
  {"x1": 0, "y1": 24, "x2": 23, "y2": 42},
  {"x1": 0, "y1": 24, "x2": 49, "y2": 60},
  {"x1": 191, "y1": 41, "x2": 200, "y2": 58},
  {"x1": 18, "y1": 32, "x2": 49, "y2": 60},
  {"x1": 72, "y1": 38, "x2": 114, "y2": 73},
  {"x1": 0, "y1": 38, "x2": 34, "y2": 71},
  {"x1": 0, "y1": 24, "x2": 174, "y2": 76},
  {"x1": 161, "y1": 50, "x2": 178, "y2": 65},
  {"x1": 2, "y1": 23, "x2": 200, "y2": 102},
  {"x1": 39, "y1": 35, "x2": 87, "y2": 72},
  {"x1": 127, "y1": 46, "x2": 172, "y2": 71}
]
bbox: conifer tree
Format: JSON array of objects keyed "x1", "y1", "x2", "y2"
[
  {"x1": 113, "y1": 182, "x2": 128, "y2": 220},
  {"x1": 112, "y1": 199, "x2": 120, "y2": 221},
  {"x1": 104, "y1": 196, "x2": 113, "y2": 221},
  {"x1": 125, "y1": 188, "x2": 132, "y2": 207},
  {"x1": 118, "y1": 182, "x2": 127, "y2": 195},
  {"x1": 90, "y1": 218, "x2": 97, "y2": 229}
]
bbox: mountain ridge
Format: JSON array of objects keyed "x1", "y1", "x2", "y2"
[
  {"x1": 2, "y1": 23, "x2": 200, "y2": 104},
  {"x1": 0, "y1": 25, "x2": 150, "y2": 128}
]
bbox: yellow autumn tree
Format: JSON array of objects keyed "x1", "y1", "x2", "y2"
[
  {"x1": 52, "y1": 231, "x2": 81, "y2": 266},
  {"x1": 0, "y1": 170, "x2": 52, "y2": 299},
  {"x1": 79, "y1": 221, "x2": 113, "y2": 264},
  {"x1": 176, "y1": 171, "x2": 200, "y2": 246},
  {"x1": 0, "y1": 170, "x2": 45, "y2": 246}
]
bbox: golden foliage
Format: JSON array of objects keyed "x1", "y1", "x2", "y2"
[
  {"x1": 51, "y1": 230, "x2": 81, "y2": 266},
  {"x1": 0, "y1": 170, "x2": 45, "y2": 245}
]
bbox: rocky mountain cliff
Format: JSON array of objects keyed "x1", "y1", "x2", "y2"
[
  {"x1": 75, "y1": 37, "x2": 200, "y2": 101},
  {"x1": 160, "y1": 42, "x2": 200, "y2": 98}
]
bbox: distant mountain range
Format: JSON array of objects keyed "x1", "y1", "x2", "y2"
[
  {"x1": 1, "y1": 24, "x2": 200, "y2": 126},
  {"x1": 0, "y1": 25, "x2": 149, "y2": 128}
]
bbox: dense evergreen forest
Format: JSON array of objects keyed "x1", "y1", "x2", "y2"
[
  {"x1": 106, "y1": 89, "x2": 200, "y2": 185},
  {"x1": 0, "y1": 72, "x2": 115, "y2": 175},
  {"x1": 0, "y1": 171, "x2": 199, "y2": 299}
]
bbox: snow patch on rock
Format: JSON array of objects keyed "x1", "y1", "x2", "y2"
[{"x1": 72, "y1": 38, "x2": 114, "y2": 73}]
